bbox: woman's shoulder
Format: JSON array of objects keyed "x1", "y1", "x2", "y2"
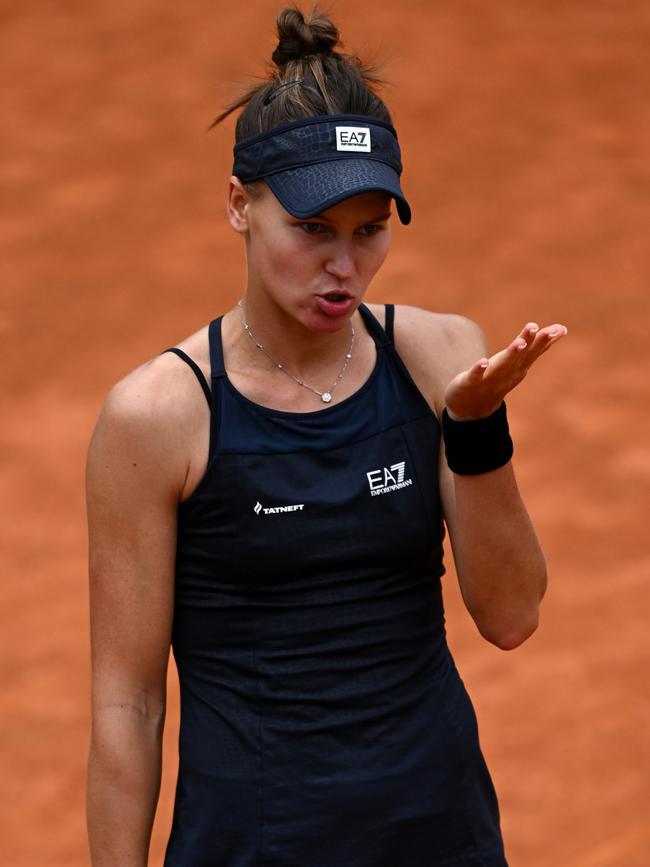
[
  {"x1": 365, "y1": 302, "x2": 489, "y2": 415},
  {"x1": 89, "y1": 322, "x2": 212, "y2": 482},
  {"x1": 108, "y1": 320, "x2": 211, "y2": 411},
  {"x1": 365, "y1": 302, "x2": 486, "y2": 356}
]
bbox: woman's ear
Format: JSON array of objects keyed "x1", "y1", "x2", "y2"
[{"x1": 227, "y1": 176, "x2": 250, "y2": 233}]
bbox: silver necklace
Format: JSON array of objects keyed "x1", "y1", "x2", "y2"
[{"x1": 237, "y1": 299, "x2": 355, "y2": 403}]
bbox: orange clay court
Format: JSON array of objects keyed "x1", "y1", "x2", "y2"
[{"x1": 1, "y1": 1, "x2": 649, "y2": 865}]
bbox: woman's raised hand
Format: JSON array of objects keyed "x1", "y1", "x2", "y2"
[{"x1": 444, "y1": 322, "x2": 568, "y2": 421}]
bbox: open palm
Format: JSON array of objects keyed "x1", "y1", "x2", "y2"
[{"x1": 445, "y1": 322, "x2": 568, "y2": 421}]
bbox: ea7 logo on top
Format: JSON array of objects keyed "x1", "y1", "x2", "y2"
[
  {"x1": 336, "y1": 126, "x2": 372, "y2": 152},
  {"x1": 366, "y1": 461, "x2": 413, "y2": 497}
]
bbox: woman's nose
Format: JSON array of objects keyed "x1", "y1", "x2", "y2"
[{"x1": 324, "y1": 240, "x2": 355, "y2": 279}]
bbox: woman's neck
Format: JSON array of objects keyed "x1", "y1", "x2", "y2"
[{"x1": 230, "y1": 293, "x2": 359, "y2": 380}]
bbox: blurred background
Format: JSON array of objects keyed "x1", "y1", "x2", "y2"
[{"x1": 1, "y1": 1, "x2": 648, "y2": 864}]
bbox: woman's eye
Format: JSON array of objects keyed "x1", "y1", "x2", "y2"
[
  {"x1": 358, "y1": 224, "x2": 382, "y2": 237},
  {"x1": 300, "y1": 222, "x2": 325, "y2": 235}
]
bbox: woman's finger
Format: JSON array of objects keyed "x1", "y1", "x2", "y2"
[
  {"x1": 545, "y1": 324, "x2": 568, "y2": 338},
  {"x1": 515, "y1": 322, "x2": 567, "y2": 349},
  {"x1": 466, "y1": 357, "x2": 490, "y2": 382},
  {"x1": 469, "y1": 322, "x2": 567, "y2": 385},
  {"x1": 508, "y1": 335, "x2": 529, "y2": 353},
  {"x1": 511, "y1": 322, "x2": 542, "y2": 353},
  {"x1": 532, "y1": 323, "x2": 568, "y2": 350},
  {"x1": 521, "y1": 322, "x2": 539, "y2": 341}
]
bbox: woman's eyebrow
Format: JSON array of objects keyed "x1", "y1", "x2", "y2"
[{"x1": 366, "y1": 211, "x2": 392, "y2": 222}]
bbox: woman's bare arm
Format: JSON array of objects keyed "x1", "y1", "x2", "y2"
[
  {"x1": 438, "y1": 452, "x2": 547, "y2": 649},
  {"x1": 392, "y1": 305, "x2": 567, "y2": 650},
  {"x1": 85, "y1": 360, "x2": 190, "y2": 866}
]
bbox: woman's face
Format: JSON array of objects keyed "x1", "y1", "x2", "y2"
[{"x1": 232, "y1": 180, "x2": 393, "y2": 333}]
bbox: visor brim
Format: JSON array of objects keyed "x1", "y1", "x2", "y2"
[{"x1": 263, "y1": 159, "x2": 412, "y2": 225}]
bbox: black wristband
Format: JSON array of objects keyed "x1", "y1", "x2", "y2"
[{"x1": 441, "y1": 401, "x2": 513, "y2": 475}]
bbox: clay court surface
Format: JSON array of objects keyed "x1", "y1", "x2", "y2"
[{"x1": 2, "y1": 1, "x2": 649, "y2": 864}]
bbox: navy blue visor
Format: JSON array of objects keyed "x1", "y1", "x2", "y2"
[{"x1": 232, "y1": 114, "x2": 411, "y2": 225}]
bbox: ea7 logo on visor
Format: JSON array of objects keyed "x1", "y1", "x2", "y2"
[{"x1": 336, "y1": 126, "x2": 372, "y2": 152}]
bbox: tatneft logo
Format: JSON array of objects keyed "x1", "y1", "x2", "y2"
[
  {"x1": 336, "y1": 126, "x2": 372, "y2": 152},
  {"x1": 254, "y1": 500, "x2": 305, "y2": 515},
  {"x1": 366, "y1": 461, "x2": 413, "y2": 497}
]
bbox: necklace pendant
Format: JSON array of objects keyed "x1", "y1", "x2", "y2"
[{"x1": 321, "y1": 392, "x2": 332, "y2": 403}]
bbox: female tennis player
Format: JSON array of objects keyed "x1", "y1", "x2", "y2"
[{"x1": 85, "y1": 5, "x2": 567, "y2": 865}]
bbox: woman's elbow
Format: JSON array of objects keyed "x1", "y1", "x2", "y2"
[
  {"x1": 479, "y1": 609, "x2": 540, "y2": 651},
  {"x1": 463, "y1": 555, "x2": 548, "y2": 650}
]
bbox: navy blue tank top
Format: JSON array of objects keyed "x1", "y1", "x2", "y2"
[{"x1": 161, "y1": 303, "x2": 507, "y2": 866}]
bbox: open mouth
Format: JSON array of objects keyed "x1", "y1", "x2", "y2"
[
  {"x1": 315, "y1": 292, "x2": 354, "y2": 317},
  {"x1": 321, "y1": 292, "x2": 351, "y2": 302}
]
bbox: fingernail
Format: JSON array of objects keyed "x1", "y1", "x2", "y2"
[
  {"x1": 563, "y1": 325, "x2": 568, "y2": 335},
  {"x1": 517, "y1": 341, "x2": 527, "y2": 351},
  {"x1": 480, "y1": 361, "x2": 489, "y2": 368}
]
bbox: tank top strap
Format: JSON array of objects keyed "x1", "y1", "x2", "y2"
[
  {"x1": 378, "y1": 303, "x2": 441, "y2": 425},
  {"x1": 357, "y1": 302, "x2": 392, "y2": 347},
  {"x1": 160, "y1": 347, "x2": 212, "y2": 408},
  {"x1": 203, "y1": 316, "x2": 228, "y2": 459},
  {"x1": 384, "y1": 303, "x2": 395, "y2": 342},
  {"x1": 208, "y1": 316, "x2": 227, "y2": 378}
]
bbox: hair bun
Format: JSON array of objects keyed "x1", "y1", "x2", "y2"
[{"x1": 272, "y1": 6, "x2": 340, "y2": 67}]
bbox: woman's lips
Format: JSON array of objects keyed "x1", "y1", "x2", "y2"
[{"x1": 315, "y1": 294, "x2": 355, "y2": 317}]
